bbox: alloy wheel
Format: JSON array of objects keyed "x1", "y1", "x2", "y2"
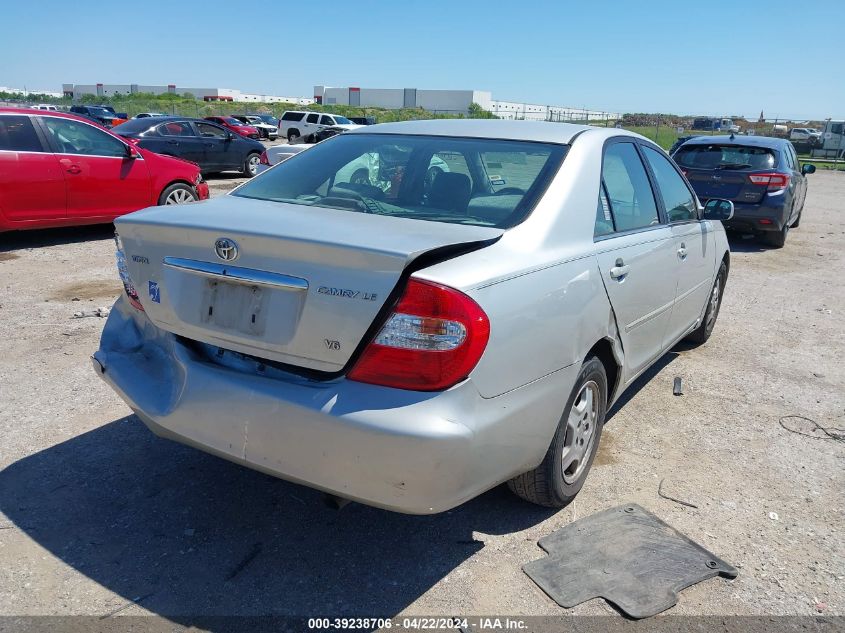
[
  {"x1": 165, "y1": 188, "x2": 195, "y2": 205},
  {"x1": 561, "y1": 380, "x2": 600, "y2": 484}
]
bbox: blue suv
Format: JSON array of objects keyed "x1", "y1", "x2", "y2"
[{"x1": 672, "y1": 136, "x2": 815, "y2": 247}]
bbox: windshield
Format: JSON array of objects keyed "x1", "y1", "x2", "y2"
[
  {"x1": 223, "y1": 117, "x2": 243, "y2": 126},
  {"x1": 233, "y1": 133, "x2": 567, "y2": 228},
  {"x1": 333, "y1": 115, "x2": 353, "y2": 125},
  {"x1": 673, "y1": 144, "x2": 776, "y2": 170}
]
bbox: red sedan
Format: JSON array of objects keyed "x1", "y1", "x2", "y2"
[
  {"x1": 203, "y1": 116, "x2": 260, "y2": 139},
  {"x1": 0, "y1": 109, "x2": 209, "y2": 232}
]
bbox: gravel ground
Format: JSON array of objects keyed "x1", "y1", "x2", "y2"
[{"x1": 0, "y1": 170, "x2": 842, "y2": 622}]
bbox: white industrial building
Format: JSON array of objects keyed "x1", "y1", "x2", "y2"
[
  {"x1": 0, "y1": 85, "x2": 64, "y2": 98},
  {"x1": 63, "y1": 83, "x2": 313, "y2": 104},
  {"x1": 313, "y1": 85, "x2": 618, "y2": 120}
]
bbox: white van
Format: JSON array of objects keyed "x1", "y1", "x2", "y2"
[
  {"x1": 32, "y1": 104, "x2": 58, "y2": 111},
  {"x1": 813, "y1": 120, "x2": 845, "y2": 159}
]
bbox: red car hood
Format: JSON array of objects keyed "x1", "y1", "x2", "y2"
[{"x1": 235, "y1": 125, "x2": 258, "y2": 134}]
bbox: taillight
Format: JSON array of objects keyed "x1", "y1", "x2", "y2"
[
  {"x1": 115, "y1": 234, "x2": 144, "y2": 312},
  {"x1": 259, "y1": 150, "x2": 270, "y2": 165},
  {"x1": 747, "y1": 172, "x2": 789, "y2": 191},
  {"x1": 348, "y1": 279, "x2": 490, "y2": 391}
]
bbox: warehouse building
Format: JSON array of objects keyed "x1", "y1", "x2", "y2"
[
  {"x1": 62, "y1": 83, "x2": 313, "y2": 104},
  {"x1": 313, "y1": 85, "x2": 619, "y2": 120}
]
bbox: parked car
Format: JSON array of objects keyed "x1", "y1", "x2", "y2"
[
  {"x1": 255, "y1": 143, "x2": 311, "y2": 174},
  {"x1": 95, "y1": 119, "x2": 733, "y2": 514},
  {"x1": 789, "y1": 127, "x2": 822, "y2": 142},
  {"x1": 278, "y1": 110, "x2": 361, "y2": 142},
  {"x1": 112, "y1": 117, "x2": 266, "y2": 177},
  {"x1": 32, "y1": 104, "x2": 59, "y2": 111},
  {"x1": 203, "y1": 116, "x2": 260, "y2": 140},
  {"x1": 98, "y1": 105, "x2": 129, "y2": 120},
  {"x1": 232, "y1": 115, "x2": 278, "y2": 140},
  {"x1": 672, "y1": 135, "x2": 814, "y2": 247},
  {"x1": 348, "y1": 116, "x2": 376, "y2": 125},
  {"x1": 669, "y1": 135, "x2": 698, "y2": 155},
  {"x1": 134, "y1": 112, "x2": 167, "y2": 119},
  {"x1": 0, "y1": 109, "x2": 208, "y2": 232},
  {"x1": 691, "y1": 117, "x2": 739, "y2": 133},
  {"x1": 69, "y1": 105, "x2": 126, "y2": 128}
]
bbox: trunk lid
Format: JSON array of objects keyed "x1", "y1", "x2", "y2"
[
  {"x1": 684, "y1": 168, "x2": 767, "y2": 203},
  {"x1": 115, "y1": 195, "x2": 502, "y2": 372}
]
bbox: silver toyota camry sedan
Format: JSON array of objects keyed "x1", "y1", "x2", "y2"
[{"x1": 95, "y1": 119, "x2": 733, "y2": 514}]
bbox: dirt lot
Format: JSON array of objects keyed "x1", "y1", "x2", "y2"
[{"x1": 0, "y1": 171, "x2": 842, "y2": 622}]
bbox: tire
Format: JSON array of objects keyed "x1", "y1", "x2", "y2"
[
  {"x1": 157, "y1": 183, "x2": 198, "y2": 206},
  {"x1": 686, "y1": 261, "x2": 726, "y2": 345},
  {"x1": 287, "y1": 129, "x2": 299, "y2": 143},
  {"x1": 242, "y1": 152, "x2": 261, "y2": 177},
  {"x1": 791, "y1": 211, "x2": 802, "y2": 228},
  {"x1": 508, "y1": 356, "x2": 607, "y2": 507},
  {"x1": 762, "y1": 223, "x2": 788, "y2": 248}
]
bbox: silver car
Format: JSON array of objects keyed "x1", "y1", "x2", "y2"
[{"x1": 95, "y1": 120, "x2": 733, "y2": 514}]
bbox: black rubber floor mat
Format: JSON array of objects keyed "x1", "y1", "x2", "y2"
[{"x1": 523, "y1": 503, "x2": 738, "y2": 618}]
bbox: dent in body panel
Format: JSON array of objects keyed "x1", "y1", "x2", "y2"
[{"x1": 467, "y1": 255, "x2": 615, "y2": 399}]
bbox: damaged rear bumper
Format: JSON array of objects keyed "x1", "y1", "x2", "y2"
[{"x1": 93, "y1": 297, "x2": 573, "y2": 514}]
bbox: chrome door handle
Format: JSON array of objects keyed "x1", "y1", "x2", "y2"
[
  {"x1": 677, "y1": 242, "x2": 688, "y2": 260},
  {"x1": 609, "y1": 258, "x2": 630, "y2": 280}
]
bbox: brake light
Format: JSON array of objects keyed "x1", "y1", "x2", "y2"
[
  {"x1": 747, "y1": 172, "x2": 789, "y2": 191},
  {"x1": 259, "y1": 150, "x2": 270, "y2": 165},
  {"x1": 348, "y1": 279, "x2": 490, "y2": 391},
  {"x1": 115, "y1": 234, "x2": 144, "y2": 312}
]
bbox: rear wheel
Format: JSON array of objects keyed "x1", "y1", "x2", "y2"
[
  {"x1": 791, "y1": 211, "x2": 802, "y2": 228},
  {"x1": 158, "y1": 183, "x2": 198, "y2": 206},
  {"x1": 242, "y1": 152, "x2": 261, "y2": 177},
  {"x1": 762, "y1": 223, "x2": 788, "y2": 248},
  {"x1": 686, "y1": 261, "x2": 726, "y2": 345},
  {"x1": 287, "y1": 129, "x2": 299, "y2": 143},
  {"x1": 508, "y1": 356, "x2": 607, "y2": 507}
]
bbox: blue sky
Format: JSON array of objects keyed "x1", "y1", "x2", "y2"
[{"x1": 3, "y1": 0, "x2": 843, "y2": 120}]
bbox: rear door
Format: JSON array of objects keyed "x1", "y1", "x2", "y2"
[
  {"x1": 640, "y1": 144, "x2": 713, "y2": 344},
  {"x1": 593, "y1": 140, "x2": 680, "y2": 380},
  {"x1": 0, "y1": 114, "x2": 66, "y2": 224},
  {"x1": 156, "y1": 121, "x2": 205, "y2": 164},
  {"x1": 39, "y1": 116, "x2": 151, "y2": 220}
]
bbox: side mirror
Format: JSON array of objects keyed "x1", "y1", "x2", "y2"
[
  {"x1": 703, "y1": 199, "x2": 734, "y2": 222},
  {"x1": 123, "y1": 143, "x2": 138, "y2": 159},
  {"x1": 802, "y1": 163, "x2": 816, "y2": 175}
]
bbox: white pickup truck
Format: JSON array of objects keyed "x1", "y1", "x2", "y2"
[{"x1": 278, "y1": 111, "x2": 361, "y2": 142}]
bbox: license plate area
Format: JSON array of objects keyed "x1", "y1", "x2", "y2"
[{"x1": 201, "y1": 279, "x2": 268, "y2": 336}]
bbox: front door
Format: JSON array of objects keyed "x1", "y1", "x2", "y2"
[
  {"x1": 195, "y1": 121, "x2": 235, "y2": 171},
  {"x1": 40, "y1": 116, "x2": 151, "y2": 220},
  {"x1": 157, "y1": 120, "x2": 206, "y2": 165},
  {"x1": 593, "y1": 141, "x2": 679, "y2": 380},
  {"x1": 0, "y1": 114, "x2": 66, "y2": 224}
]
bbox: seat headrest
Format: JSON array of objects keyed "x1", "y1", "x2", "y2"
[{"x1": 428, "y1": 171, "x2": 472, "y2": 213}]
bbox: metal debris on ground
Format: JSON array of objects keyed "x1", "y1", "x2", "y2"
[
  {"x1": 673, "y1": 377, "x2": 683, "y2": 396},
  {"x1": 523, "y1": 504, "x2": 737, "y2": 619},
  {"x1": 779, "y1": 415, "x2": 845, "y2": 442},
  {"x1": 658, "y1": 478, "x2": 698, "y2": 509}
]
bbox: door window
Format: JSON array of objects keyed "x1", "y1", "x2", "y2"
[
  {"x1": 196, "y1": 122, "x2": 227, "y2": 138},
  {"x1": 157, "y1": 121, "x2": 195, "y2": 137},
  {"x1": 42, "y1": 117, "x2": 127, "y2": 157},
  {"x1": 641, "y1": 146, "x2": 697, "y2": 222},
  {"x1": 320, "y1": 115, "x2": 334, "y2": 126},
  {"x1": 306, "y1": 113, "x2": 319, "y2": 124},
  {"x1": 601, "y1": 142, "x2": 659, "y2": 232},
  {"x1": 0, "y1": 115, "x2": 44, "y2": 152}
]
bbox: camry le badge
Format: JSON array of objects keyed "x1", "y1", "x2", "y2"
[{"x1": 214, "y1": 237, "x2": 239, "y2": 262}]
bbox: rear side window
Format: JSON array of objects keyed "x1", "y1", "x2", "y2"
[
  {"x1": 157, "y1": 121, "x2": 194, "y2": 137},
  {"x1": 0, "y1": 115, "x2": 43, "y2": 152},
  {"x1": 673, "y1": 144, "x2": 776, "y2": 170},
  {"x1": 601, "y1": 142, "x2": 659, "y2": 232},
  {"x1": 641, "y1": 146, "x2": 697, "y2": 222},
  {"x1": 281, "y1": 112, "x2": 305, "y2": 122}
]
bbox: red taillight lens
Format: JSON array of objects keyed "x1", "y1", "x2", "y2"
[
  {"x1": 747, "y1": 172, "x2": 789, "y2": 191},
  {"x1": 259, "y1": 150, "x2": 269, "y2": 165},
  {"x1": 348, "y1": 279, "x2": 490, "y2": 391}
]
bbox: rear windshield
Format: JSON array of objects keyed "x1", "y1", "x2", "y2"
[
  {"x1": 233, "y1": 133, "x2": 567, "y2": 228},
  {"x1": 673, "y1": 144, "x2": 776, "y2": 170}
]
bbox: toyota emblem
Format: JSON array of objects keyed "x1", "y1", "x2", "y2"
[{"x1": 214, "y1": 237, "x2": 239, "y2": 261}]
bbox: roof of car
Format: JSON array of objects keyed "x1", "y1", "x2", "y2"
[
  {"x1": 680, "y1": 134, "x2": 790, "y2": 149},
  {"x1": 346, "y1": 119, "x2": 594, "y2": 144}
]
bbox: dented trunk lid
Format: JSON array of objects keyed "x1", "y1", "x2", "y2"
[{"x1": 115, "y1": 195, "x2": 502, "y2": 372}]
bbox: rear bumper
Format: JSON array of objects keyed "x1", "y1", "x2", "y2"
[
  {"x1": 93, "y1": 297, "x2": 573, "y2": 514},
  {"x1": 719, "y1": 199, "x2": 789, "y2": 233}
]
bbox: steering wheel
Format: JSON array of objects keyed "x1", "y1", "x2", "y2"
[{"x1": 495, "y1": 187, "x2": 525, "y2": 195}]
